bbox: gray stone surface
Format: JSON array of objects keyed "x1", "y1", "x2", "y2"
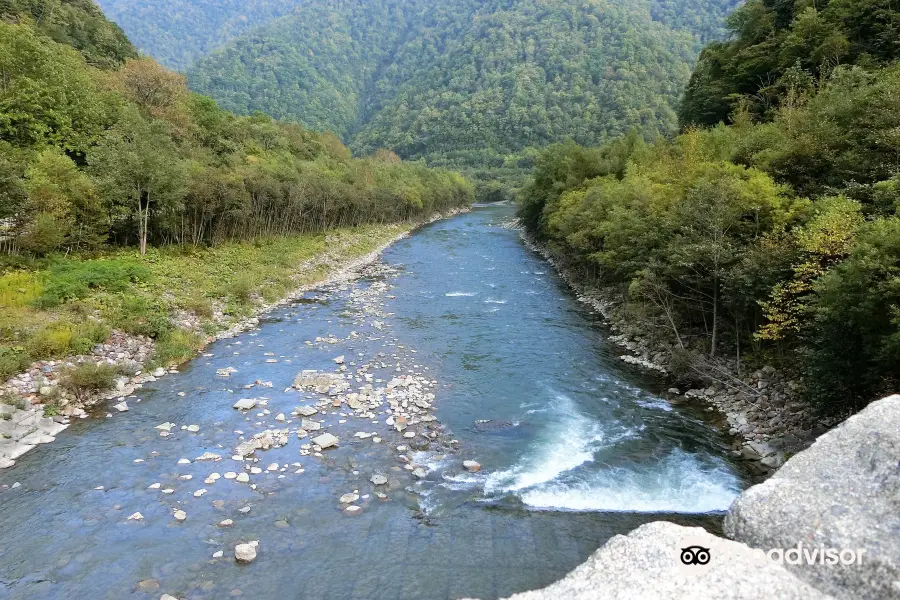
[
  {"x1": 471, "y1": 521, "x2": 831, "y2": 600},
  {"x1": 725, "y1": 394, "x2": 900, "y2": 600}
]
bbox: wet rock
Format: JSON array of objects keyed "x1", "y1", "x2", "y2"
[
  {"x1": 343, "y1": 505, "x2": 362, "y2": 515},
  {"x1": 463, "y1": 460, "x2": 482, "y2": 472},
  {"x1": 113, "y1": 401, "x2": 128, "y2": 412},
  {"x1": 333, "y1": 355, "x2": 345, "y2": 364},
  {"x1": 295, "y1": 406, "x2": 318, "y2": 417},
  {"x1": 195, "y1": 452, "x2": 221, "y2": 462},
  {"x1": 339, "y1": 493, "x2": 360, "y2": 504},
  {"x1": 234, "y1": 541, "x2": 258, "y2": 564},
  {"x1": 370, "y1": 474, "x2": 388, "y2": 485},
  {"x1": 173, "y1": 510, "x2": 186, "y2": 522},
  {"x1": 234, "y1": 429, "x2": 290, "y2": 457},
  {"x1": 233, "y1": 398, "x2": 258, "y2": 411},
  {"x1": 312, "y1": 432, "x2": 339, "y2": 449},
  {"x1": 235, "y1": 473, "x2": 250, "y2": 483},
  {"x1": 300, "y1": 419, "x2": 321, "y2": 432},
  {"x1": 127, "y1": 512, "x2": 144, "y2": 521},
  {"x1": 137, "y1": 579, "x2": 159, "y2": 592}
]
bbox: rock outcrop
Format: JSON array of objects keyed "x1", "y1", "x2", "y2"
[
  {"x1": 725, "y1": 394, "x2": 900, "y2": 600},
  {"x1": 473, "y1": 521, "x2": 830, "y2": 600}
]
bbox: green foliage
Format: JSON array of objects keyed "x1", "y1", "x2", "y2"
[
  {"x1": 152, "y1": 328, "x2": 203, "y2": 367},
  {"x1": 679, "y1": 0, "x2": 900, "y2": 127},
  {"x1": 0, "y1": 346, "x2": 31, "y2": 380},
  {"x1": 179, "y1": 0, "x2": 738, "y2": 184},
  {"x1": 0, "y1": 17, "x2": 473, "y2": 257},
  {"x1": 804, "y1": 219, "x2": 900, "y2": 412},
  {"x1": 26, "y1": 320, "x2": 109, "y2": 357},
  {"x1": 36, "y1": 259, "x2": 151, "y2": 307},
  {"x1": 1, "y1": 0, "x2": 137, "y2": 68},
  {"x1": 58, "y1": 361, "x2": 120, "y2": 401}
]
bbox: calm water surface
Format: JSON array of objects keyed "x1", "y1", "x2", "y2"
[{"x1": 0, "y1": 205, "x2": 746, "y2": 599}]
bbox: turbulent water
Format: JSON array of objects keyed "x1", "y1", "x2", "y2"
[{"x1": 0, "y1": 204, "x2": 746, "y2": 599}]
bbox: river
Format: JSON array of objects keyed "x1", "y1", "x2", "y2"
[{"x1": 0, "y1": 204, "x2": 746, "y2": 599}]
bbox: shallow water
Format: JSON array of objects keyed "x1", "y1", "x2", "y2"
[{"x1": 0, "y1": 204, "x2": 746, "y2": 599}]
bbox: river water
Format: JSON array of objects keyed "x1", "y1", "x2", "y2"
[{"x1": 0, "y1": 204, "x2": 746, "y2": 599}]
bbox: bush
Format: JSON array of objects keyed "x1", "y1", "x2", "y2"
[
  {"x1": 0, "y1": 347, "x2": 31, "y2": 380},
  {"x1": 59, "y1": 362, "x2": 120, "y2": 401},
  {"x1": 35, "y1": 259, "x2": 151, "y2": 308},
  {"x1": 184, "y1": 294, "x2": 213, "y2": 318},
  {"x1": 227, "y1": 273, "x2": 257, "y2": 304},
  {"x1": 26, "y1": 320, "x2": 109, "y2": 358},
  {"x1": 152, "y1": 329, "x2": 203, "y2": 367},
  {"x1": 108, "y1": 295, "x2": 171, "y2": 338}
]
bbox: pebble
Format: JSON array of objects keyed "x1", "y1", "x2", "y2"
[{"x1": 173, "y1": 510, "x2": 186, "y2": 522}]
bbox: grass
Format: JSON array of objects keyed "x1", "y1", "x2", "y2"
[{"x1": 0, "y1": 224, "x2": 410, "y2": 379}]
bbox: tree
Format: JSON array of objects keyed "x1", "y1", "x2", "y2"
[{"x1": 89, "y1": 109, "x2": 185, "y2": 254}]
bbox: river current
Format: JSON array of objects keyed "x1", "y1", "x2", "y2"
[{"x1": 0, "y1": 204, "x2": 746, "y2": 599}]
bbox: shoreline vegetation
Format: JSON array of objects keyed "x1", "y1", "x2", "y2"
[
  {"x1": 516, "y1": 0, "x2": 900, "y2": 470},
  {"x1": 0, "y1": 208, "x2": 468, "y2": 468}
]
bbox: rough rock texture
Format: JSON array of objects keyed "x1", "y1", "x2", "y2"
[
  {"x1": 725, "y1": 395, "x2": 900, "y2": 600},
  {"x1": 472, "y1": 522, "x2": 831, "y2": 600}
]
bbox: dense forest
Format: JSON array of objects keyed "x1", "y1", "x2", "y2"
[
  {"x1": 520, "y1": 0, "x2": 900, "y2": 416},
  {"x1": 0, "y1": 2, "x2": 473, "y2": 258},
  {"x1": 142, "y1": 0, "x2": 738, "y2": 196},
  {"x1": 95, "y1": 0, "x2": 302, "y2": 71}
]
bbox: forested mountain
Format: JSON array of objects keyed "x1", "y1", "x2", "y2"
[
  {"x1": 0, "y1": 0, "x2": 137, "y2": 68},
  {"x1": 522, "y1": 0, "x2": 900, "y2": 415},
  {"x1": 94, "y1": 0, "x2": 302, "y2": 71},
  {"x1": 173, "y1": 0, "x2": 739, "y2": 193}
]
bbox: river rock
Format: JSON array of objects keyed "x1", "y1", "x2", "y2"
[
  {"x1": 463, "y1": 460, "x2": 482, "y2": 472},
  {"x1": 725, "y1": 394, "x2": 900, "y2": 600},
  {"x1": 312, "y1": 432, "x2": 339, "y2": 449},
  {"x1": 473, "y1": 521, "x2": 831, "y2": 600},
  {"x1": 114, "y1": 402, "x2": 128, "y2": 412},
  {"x1": 295, "y1": 406, "x2": 318, "y2": 417},
  {"x1": 333, "y1": 355, "x2": 345, "y2": 364},
  {"x1": 339, "y1": 493, "x2": 360, "y2": 504},
  {"x1": 173, "y1": 510, "x2": 186, "y2": 522},
  {"x1": 370, "y1": 474, "x2": 388, "y2": 485},
  {"x1": 233, "y1": 398, "x2": 258, "y2": 411},
  {"x1": 234, "y1": 541, "x2": 258, "y2": 564}
]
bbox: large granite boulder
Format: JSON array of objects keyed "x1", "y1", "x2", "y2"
[
  {"x1": 725, "y1": 395, "x2": 900, "y2": 600},
  {"x1": 475, "y1": 521, "x2": 831, "y2": 600}
]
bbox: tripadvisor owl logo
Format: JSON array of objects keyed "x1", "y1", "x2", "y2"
[{"x1": 680, "y1": 545, "x2": 711, "y2": 566}]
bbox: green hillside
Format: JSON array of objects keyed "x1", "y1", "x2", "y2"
[{"x1": 175, "y1": 0, "x2": 738, "y2": 192}]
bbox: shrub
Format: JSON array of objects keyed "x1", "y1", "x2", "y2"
[
  {"x1": 35, "y1": 259, "x2": 151, "y2": 308},
  {"x1": 227, "y1": 273, "x2": 256, "y2": 303},
  {"x1": 0, "y1": 346, "x2": 32, "y2": 380},
  {"x1": 26, "y1": 320, "x2": 109, "y2": 358},
  {"x1": 184, "y1": 294, "x2": 213, "y2": 318},
  {"x1": 58, "y1": 362, "x2": 119, "y2": 401},
  {"x1": 152, "y1": 329, "x2": 203, "y2": 367},
  {"x1": 109, "y1": 295, "x2": 171, "y2": 338},
  {"x1": 0, "y1": 271, "x2": 42, "y2": 308}
]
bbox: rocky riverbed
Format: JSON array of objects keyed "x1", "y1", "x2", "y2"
[{"x1": 0, "y1": 209, "x2": 468, "y2": 471}]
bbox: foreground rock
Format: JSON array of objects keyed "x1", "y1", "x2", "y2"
[
  {"x1": 725, "y1": 395, "x2": 900, "y2": 600},
  {"x1": 471, "y1": 522, "x2": 830, "y2": 600},
  {"x1": 234, "y1": 541, "x2": 259, "y2": 564}
]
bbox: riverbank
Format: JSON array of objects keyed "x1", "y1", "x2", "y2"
[
  {"x1": 517, "y1": 227, "x2": 831, "y2": 475},
  {"x1": 0, "y1": 209, "x2": 468, "y2": 469}
]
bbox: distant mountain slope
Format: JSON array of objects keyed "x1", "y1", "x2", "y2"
[
  {"x1": 183, "y1": 0, "x2": 739, "y2": 170},
  {"x1": 94, "y1": 0, "x2": 301, "y2": 70},
  {"x1": 1, "y1": 0, "x2": 136, "y2": 68}
]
